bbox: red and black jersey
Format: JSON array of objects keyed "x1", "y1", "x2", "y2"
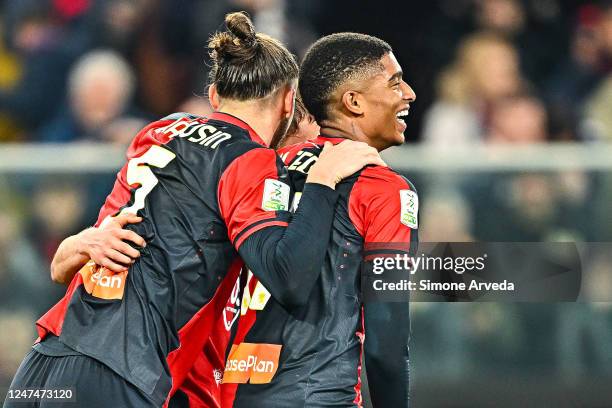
[
  {"x1": 35, "y1": 112, "x2": 293, "y2": 406},
  {"x1": 221, "y1": 136, "x2": 417, "y2": 407}
]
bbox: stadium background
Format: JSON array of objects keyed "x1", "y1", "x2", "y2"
[{"x1": 0, "y1": 0, "x2": 611, "y2": 406}]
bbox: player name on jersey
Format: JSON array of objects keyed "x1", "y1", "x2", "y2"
[{"x1": 160, "y1": 117, "x2": 232, "y2": 148}]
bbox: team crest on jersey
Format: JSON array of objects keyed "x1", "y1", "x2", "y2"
[
  {"x1": 213, "y1": 368, "x2": 223, "y2": 386},
  {"x1": 262, "y1": 179, "x2": 290, "y2": 211},
  {"x1": 399, "y1": 190, "x2": 419, "y2": 229},
  {"x1": 223, "y1": 274, "x2": 242, "y2": 331}
]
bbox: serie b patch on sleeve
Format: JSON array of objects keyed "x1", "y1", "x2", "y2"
[
  {"x1": 262, "y1": 179, "x2": 290, "y2": 211},
  {"x1": 400, "y1": 189, "x2": 419, "y2": 229}
]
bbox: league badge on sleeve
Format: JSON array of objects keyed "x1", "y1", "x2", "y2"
[
  {"x1": 400, "y1": 190, "x2": 419, "y2": 229},
  {"x1": 262, "y1": 179, "x2": 290, "y2": 211}
]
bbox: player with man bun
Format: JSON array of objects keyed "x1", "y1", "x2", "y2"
[{"x1": 4, "y1": 13, "x2": 383, "y2": 408}]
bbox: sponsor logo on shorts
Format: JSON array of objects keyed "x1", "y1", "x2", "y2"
[
  {"x1": 222, "y1": 343, "x2": 282, "y2": 384},
  {"x1": 79, "y1": 261, "x2": 126, "y2": 300}
]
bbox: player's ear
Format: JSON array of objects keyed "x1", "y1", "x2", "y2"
[
  {"x1": 282, "y1": 85, "x2": 296, "y2": 119},
  {"x1": 342, "y1": 90, "x2": 364, "y2": 116},
  {"x1": 208, "y1": 84, "x2": 220, "y2": 110}
]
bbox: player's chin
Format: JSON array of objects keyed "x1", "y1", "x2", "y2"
[
  {"x1": 394, "y1": 119, "x2": 407, "y2": 138},
  {"x1": 391, "y1": 132, "x2": 405, "y2": 146},
  {"x1": 380, "y1": 134, "x2": 404, "y2": 150}
]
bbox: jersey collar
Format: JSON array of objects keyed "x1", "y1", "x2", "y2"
[
  {"x1": 209, "y1": 111, "x2": 268, "y2": 147},
  {"x1": 314, "y1": 134, "x2": 348, "y2": 145}
]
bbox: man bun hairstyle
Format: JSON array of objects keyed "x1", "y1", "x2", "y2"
[
  {"x1": 226, "y1": 11, "x2": 256, "y2": 45},
  {"x1": 208, "y1": 12, "x2": 299, "y2": 101},
  {"x1": 299, "y1": 33, "x2": 392, "y2": 123}
]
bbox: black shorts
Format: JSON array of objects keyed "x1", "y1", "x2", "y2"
[{"x1": 3, "y1": 348, "x2": 157, "y2": 408}]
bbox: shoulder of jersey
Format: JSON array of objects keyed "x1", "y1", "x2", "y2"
[
  {"x1": 278, "y1": 140, "x2": 322, "y2": 164},
  {"x1": 160, "y1": 112, "x2": 202, "y2": 122},
  {"x1": 278, "y1": 140, "x2": 320, "y2": 154},
  {"x1": 358, "y1": 165, "x2": 406, "y2": 185},
  {"x1": 125, "y1": 113, "x2": 264, "y2": 164},
  {"x1": 157, "y1": 112, "x2": 260, "y2": 147},
  {"x1": 159, "y1": 112, "x2": 253, "y2": 137}
]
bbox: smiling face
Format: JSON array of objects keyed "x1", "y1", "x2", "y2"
[
  {"x1": 300, "y1": 33, "x2": 415, "y2": 150},
  {"x1": 354, "y1": 52, "x2": 416, "y2": 150}
]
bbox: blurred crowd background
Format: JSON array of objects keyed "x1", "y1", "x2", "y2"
[{"x1": 0, "y1": 0, "x2": 612, "y2": 406}]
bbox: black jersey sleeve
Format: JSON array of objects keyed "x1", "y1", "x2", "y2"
[
  {"x1": 351, "y1": 167, "x2": 418, "y2": 408},
  {"x1": 218, "y1": 146, "x2": 339, "y2": 309},
  {"x1": 363, "y1": 302, "x2": 411, "y2": 407},
  {"x1": 237, "y1": 182, "x2": 339, "y2": 308}
]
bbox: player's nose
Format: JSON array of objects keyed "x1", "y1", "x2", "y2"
[{"x1": 401, "y1": 81, "x2": 416, "y2": 102}]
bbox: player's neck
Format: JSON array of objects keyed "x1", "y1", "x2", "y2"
[
  {"x1": 319, "y1": 119, "x2": 381, "y2": 151},
  {"x1": 216, "y1": 102, "x2": 279, "y2": 147}
]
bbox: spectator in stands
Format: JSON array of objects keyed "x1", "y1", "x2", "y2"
[
  {"x1": 546, "y1": 3, "x2": 612, "y2": 141},
  {"x1": 87, "y1": 0, "x2": 151, "y2": 54},
  {"x1": 583, "y1": 74, "x2": 612, "y2": 142},
  {"x1": 0, "y1": 0, "x2": 80, "y2": 134},
  {"x1": 0, "y1": 311, "x2": 36, "y2": 394},
  {"x1": 474, "y1": 0, "x2": 566, "y2": 84},
  {"x1": 0, "y1": 191, "x2": 49, "y2": 314},
  {"x1": 421, "y1": 32, "x2": 526, "y2": 147},
  {"x1": 580, "y1": 4, "x2": 612, "y2": 142},
  {"x1": 37, "y1": 50, "x2": 144, "y2": 143},
  {"x1": 177, "y1": 96, "x2": 214, "y2": 118},
  {"x1": 0, "y1": 27, "x2": 24, "y2": 142},
  {"x1": 27, "y1": 181, "x2": 87, "y2": 265},
  {"x1": 557, "y1": 249, "x2": 612, "y2": 382},
  {"x1": 419, "y1": 190, "x2": 473, "y2": 242},
  {"x1": 475, "y1": 0, "x2": 526, "y2": 37},
  {"x1": 487, "y1": 93, "x2": 548, "y2": 143}
]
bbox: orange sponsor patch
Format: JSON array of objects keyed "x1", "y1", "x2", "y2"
[
  {"x1": 222, "y1": 343, "x2": 282, "y2": 384},
  {"x1": 79, "y1": 261, "x2": 127, "y2": 300}
]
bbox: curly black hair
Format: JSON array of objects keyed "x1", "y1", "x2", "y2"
[{"x1": 299, "y1": 33, "x2": 392, "y2": 123}]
